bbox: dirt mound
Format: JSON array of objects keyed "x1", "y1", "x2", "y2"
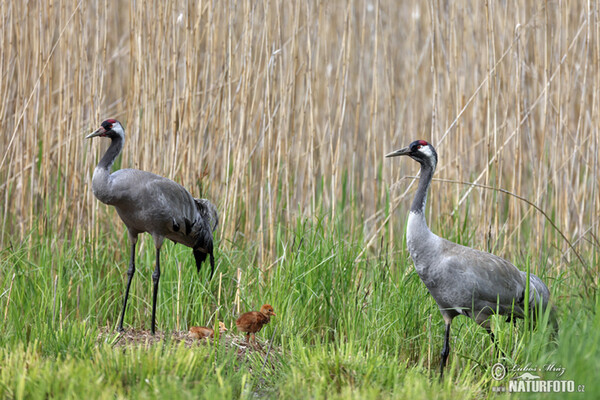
[{"x1": 96, "y1": 327, "x2": 280, "y2": 360}]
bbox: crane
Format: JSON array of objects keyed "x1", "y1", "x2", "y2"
[
  {"x1": 386, "y1": 140, "x2": 552, "y2": 378},
  {"x1": 86, "y1": 119, "x2": 218, "y2": 335}
]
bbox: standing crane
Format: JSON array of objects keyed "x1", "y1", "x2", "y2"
[
  {"x1": 86, "y1": 119, "x2": 218, "y2": 335},
  {"x1": 386, "y1": 140, "x2": 552, "y2": 378}
]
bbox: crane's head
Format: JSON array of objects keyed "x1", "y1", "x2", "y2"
[
  {"x1": 385, "y1": 140, "x2": 437, "y2": 167},
  {"x1": 86, "y1": 119, "x2": 125, "y2": 140}
]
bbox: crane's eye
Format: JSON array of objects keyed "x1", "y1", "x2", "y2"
[{"x1": 417, "y1": 145, "x2": 423, "y2": 150}]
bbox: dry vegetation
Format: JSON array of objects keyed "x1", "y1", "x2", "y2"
[{"x1": 1, "y1": 1, "x2": 598, "y2": 271}]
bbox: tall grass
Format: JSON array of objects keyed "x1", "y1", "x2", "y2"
[{"x1": 0, "y1": 214, "x2": 597, "y2": 398}]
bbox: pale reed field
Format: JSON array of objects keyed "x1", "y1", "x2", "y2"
[{"x1": 0, "y1": 1, "x2": 598, "y2": 273}]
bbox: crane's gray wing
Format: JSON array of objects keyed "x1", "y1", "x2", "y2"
[
  {"x1": 420, "y1": 238, "x2": 552, "y2": 324},
  {"x1": 108, "y1": 169, "x2": 197, "y2": 235},
  {"x1": 430, "y1": 241, "x2": 527, "y2": 318},
  {"x1": 462, "y1": 252, "x2": 550, "y2": 317}
]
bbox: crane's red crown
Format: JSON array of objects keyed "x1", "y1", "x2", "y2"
[{"x1": 99, "y1": 119, "x2": 119, "y2": 134}]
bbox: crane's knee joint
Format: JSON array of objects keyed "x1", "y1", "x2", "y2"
[{"x1": 152, "y1": 271, "x2": 160, "y2": 282}]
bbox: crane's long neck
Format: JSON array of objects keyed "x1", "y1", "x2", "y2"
[
  {"x1": 406, "y1": 160, "x2": 437, "y2": 269},
  {"x1": 91, "y1": 135, "x2": 123, "y2": 205},
  {"x1": 411, "y1": 161, "x2": 435, "y2": 215},
  {"x1": 97, "y1": 135, "x2": 124, "y2": 172}
]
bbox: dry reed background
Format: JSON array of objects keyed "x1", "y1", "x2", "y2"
[{"x1": 0, "y1": 1, "x2": 598, "y2": 273}]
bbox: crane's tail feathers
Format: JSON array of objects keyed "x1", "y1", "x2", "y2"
[
  {"x1": 194, "y1": 198, "x2": 219, "y2": 232},
  {"x1": 526, "y1": 273, "x2": 551, "y2": 310},
  {"x1": 193, "y1": 248, "x2": 216, "y2": 280},
  {"x1": 523, "y1": 272, "x2": 557, "y2": 331},
  {"x1": 209, "y1": 251, "x2": 215, "y2": 280},
  {"x1": 193, "y1": 249, "x2": 208, "y2": 273}
]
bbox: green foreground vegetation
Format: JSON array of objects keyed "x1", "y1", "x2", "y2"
[{"x1": 0, "y1": 211, "x2": 598, "y2": 399}]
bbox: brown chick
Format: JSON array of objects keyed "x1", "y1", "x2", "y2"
[
  {"x1": 189, "y1": 321, "x2": 228, "y2": 340},
  {"x1": 236, "y1": 304, "x2": 276, "y2": 345}
]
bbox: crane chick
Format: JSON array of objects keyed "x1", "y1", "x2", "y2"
[
  {"x1": 236, "y1": 304, "x2": 276, "y2": 346},
  {"x1": 86, "y1": 119, "x2": 219, "y2": 335},
  {"x1": 386, "y1": 140, "x2": 553, "y2": 378},
  {"x1": 189, "y1": 321, "x2": 228, "y2": 340}
]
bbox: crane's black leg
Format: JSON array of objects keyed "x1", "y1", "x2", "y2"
[
  {"x1": 151, "y1": 247, "x2": 161, "y2": 335},
  {"x1": 118, "y1": 239, "x2": 137, "y2": 332},
  {"x1": 440, "y1": 322, "x2": 451, "y2": 379}
]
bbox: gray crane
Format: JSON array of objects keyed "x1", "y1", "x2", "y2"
[
  {"x1": 86, "y1": 119, "x2": 218, "y2": 335},
  {"x1": 386, "y1": 140, "x2": 552, "y2": 378}
]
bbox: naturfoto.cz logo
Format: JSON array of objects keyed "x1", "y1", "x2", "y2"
[{"x1": 491, "y1": 363, "x2": 585, "y2": 394}]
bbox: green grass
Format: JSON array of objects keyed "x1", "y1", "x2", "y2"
[{"x1": 0, "y1": 211, "x2": 598, "y2": 399}]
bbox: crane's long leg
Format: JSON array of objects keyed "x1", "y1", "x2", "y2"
[
  {"x1": 118, "y1": 238, "x2": 137, "y2": 332},
  {"x1": 440, "y1": 321, "x2": 451, "y2": 379},
  {"x1": 478, "y1": 313, "x2": 506, "y2": 357},
  {"x1": 151, "y1": 247, "x2": 161, "y2": 335}
]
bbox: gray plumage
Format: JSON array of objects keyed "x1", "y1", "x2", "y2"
[
  {"x1": 87, "y1": 119, "x2": 218, "y2": 334},
  {"x1": 386, "y1": 140, "x2": 552, "y2": 378}
]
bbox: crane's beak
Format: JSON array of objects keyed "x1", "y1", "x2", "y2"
[
  {"x1": 85, "y1": 126, "x2": 106, "y2": 139},
  {"x1": 385, "y1": 146, "x2": 411, "y2": 158}
]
